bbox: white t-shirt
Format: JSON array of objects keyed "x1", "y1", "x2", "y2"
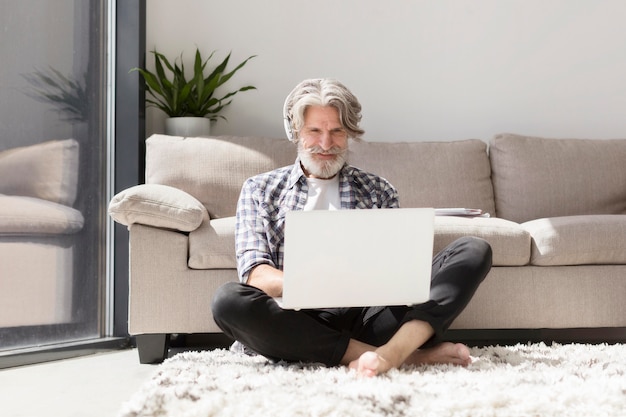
[{"x1": 303, "y1": 176, "x2": 341, "y2": 211}]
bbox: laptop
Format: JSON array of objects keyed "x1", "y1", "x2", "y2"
[{"x1": 280, "y1": 207, "x2": 434, "y2": 310}]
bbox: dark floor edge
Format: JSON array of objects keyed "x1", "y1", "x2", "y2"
[
  {"x1": 0, "y1": 337, "x2": 131, "y2": 369},
  {"x1": 444, "y1": 327, "x2": 626, "y2": 347}
]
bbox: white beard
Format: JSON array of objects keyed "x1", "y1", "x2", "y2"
[{"x1": 298, "y1": 142, "x2": 347, "y2": 179}]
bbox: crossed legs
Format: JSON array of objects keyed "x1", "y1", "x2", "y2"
[
  {"x1": 212, "y1": 237, "x2": 492, "y2": 376},
  {"x1": 345, "y1": 236, "x2": 492, "y2": 375}
]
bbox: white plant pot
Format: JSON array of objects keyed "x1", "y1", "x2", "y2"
[{"x1": 165, "y1": 117, "x2": 211, "y2": 137}]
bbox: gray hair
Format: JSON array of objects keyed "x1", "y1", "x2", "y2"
[{"x1": 284, "y1": 78, "x2": 365, "y2": 142}]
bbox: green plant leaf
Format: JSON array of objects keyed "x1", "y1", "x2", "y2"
[
  {"x1": 22, "y1": 66, "x2": 89, "y2": 122},
  {"x1": 131, "y1": 47, "x2": 256, "y2": 118},
  {"x1": 217, "y1": 55, "x2": 257, "y2": 88}
]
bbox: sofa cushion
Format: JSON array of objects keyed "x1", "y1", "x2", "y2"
[
  {"x1": 145, "y1": 135, "x2": 297, "y2": 219},
  {"x1": 490, "y1": 133, "x2": 626, "y2": 223},
  {"x1": 0, "y1": 195, "x2": 84, "y2": 235},
  {"x1": 0, "y1": 139, "x2": 79, "y2": 206},
  {"x1": 188, "y1": 216, "x2": 237, "y2": 269},
  {"x1": 187, "y1": 214, "x2": 530, "y2": 270},
  {"x1": 524, "y1": 215, "x2": 626, "y2": 266},
  {"x1": 434, "y1": 216, "x2": 530, "y2": 266},
  {"x1": 108, "y1": 184, "x2": 205, "y2": 232},
  {"x1": 350, "y1": 139, "x2": 496, "y2": 215}
]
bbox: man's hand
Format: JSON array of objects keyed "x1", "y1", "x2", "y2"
[{"x1": 247, "y1": 264, "x2": 284, "y2": 297}]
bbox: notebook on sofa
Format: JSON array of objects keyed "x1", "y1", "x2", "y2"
[{"x1": 279, "y1": 208, "x2": 435, "y2": 310}]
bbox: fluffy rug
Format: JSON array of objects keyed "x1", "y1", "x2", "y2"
[{"x1": 118, "y1": 343, "x2": 626, "y2": 417}]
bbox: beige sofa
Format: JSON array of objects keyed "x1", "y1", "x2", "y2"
[
  {"x1": 0, "y1": 139, "x2": 84, "y2": 329},
  {"x1": 109, "y1": 133, "x2": 626, "y2": 363}
]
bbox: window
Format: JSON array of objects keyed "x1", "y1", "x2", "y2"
[{"x1": 0, "y1": 0, "x2": 111, "y2": 354}]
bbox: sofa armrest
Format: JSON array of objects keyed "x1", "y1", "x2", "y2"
[
  {"x1": 108, "y1": 184, "x2": 207, "y2": 232},
  {"x1": 128, "y1": 223, "x2": 236, "y2": 334}
]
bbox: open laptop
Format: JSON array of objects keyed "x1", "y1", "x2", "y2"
[{"x1": 280, "y1": 207, "x2": 435, "y2": 310}]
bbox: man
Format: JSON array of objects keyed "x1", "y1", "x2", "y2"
[{"x1": 212, "y1": 78, "x2": 492, "y2": 377}]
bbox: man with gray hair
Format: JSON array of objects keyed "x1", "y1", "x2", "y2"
[{"x1": 212, "y1": 78, "x2": 492, "y2": 377}]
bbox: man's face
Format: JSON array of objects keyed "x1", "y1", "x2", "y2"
[{"x1": 297, "y1": 105, "x2": 348, "y2": 179}]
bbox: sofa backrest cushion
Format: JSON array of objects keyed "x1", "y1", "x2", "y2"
[
  {"x1": 146, "y1": 135, "x2": 496, "y2": 219},
  {"x1": 146, "y1": 135, "x2": 296, "y2": 219},
  {"x1": 0, "y1": 139, "x2": 79, "y2": 206},
  {"x1": 350, "y1": 139, "x2": 496, "y2": 215},
  {"x1": 490, "y1": 133, "x2": 626, "y2": 223}
]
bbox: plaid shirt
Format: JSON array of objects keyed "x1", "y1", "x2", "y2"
[{"x1": 235, "y1": 158, "x2": 400, "y2": 282}]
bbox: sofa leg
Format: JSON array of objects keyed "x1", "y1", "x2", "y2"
[{"x1": 136, "y1": 334, "x2": 169, "y2": 364}]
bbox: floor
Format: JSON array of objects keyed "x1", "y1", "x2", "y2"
[{"x1": 0, "y1": 348, "x2": 157, "y2": 417}]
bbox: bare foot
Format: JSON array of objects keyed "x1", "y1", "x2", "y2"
[
  {"x1": 349, "y1": 343, "x2": 471, "y2": 378},
  {"x1": 407, "y1": 342, "x2": 472, "y2": 367},
  {"x1": 349, "y1": 351, "x2": 392, "y2": 377}
]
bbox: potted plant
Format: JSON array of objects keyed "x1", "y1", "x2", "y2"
[{"x1": 132, "y1": 47, "x2": 256, "y2": 136}]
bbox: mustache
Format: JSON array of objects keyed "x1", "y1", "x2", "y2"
[{"x1": 304, "y1": 145, "x2": 346, "y2": 155}]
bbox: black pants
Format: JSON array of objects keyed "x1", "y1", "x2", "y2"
[{"x1": 212, "y1": 236, "x2": 492, "y2": 366}]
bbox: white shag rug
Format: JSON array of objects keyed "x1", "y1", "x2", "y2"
[{"x1": 118, "y1": 343, "x2": 626, "y2": 417}]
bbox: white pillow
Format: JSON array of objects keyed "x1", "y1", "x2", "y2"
[
  {"x1": 0, "y1": 139, "x2": 79, "y2": 206},
  {"x1": 108, "y1": 184, "x2": 206, "y2": 232}
]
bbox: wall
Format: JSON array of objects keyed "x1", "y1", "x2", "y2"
[{"x1": 146, "y1": 0, "x2": 626, "y2": 142}]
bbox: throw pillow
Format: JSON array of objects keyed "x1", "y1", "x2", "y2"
[{"x1": 108, "y1": 184, "x2": 206, "y2": 232}]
